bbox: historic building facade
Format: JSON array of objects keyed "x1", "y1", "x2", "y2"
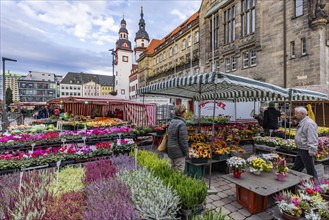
[
  {"x1": 138, "y1": 12, "x2": 200, "y2": 87},
  {"x1": 199, "y1": 0, "x2": 329, "y2": 90}
]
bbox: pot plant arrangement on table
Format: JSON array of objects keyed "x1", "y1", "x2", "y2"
[
  {"x1": 246, "y1": 155, "x2": 266, "y2": 175},
  {"x1": 275, "y1": 187, "x2": 329, "y2": 220},
  {"x1": 226, "y1": 156, "x2": 246, "y2": 179},
  {"x1": 188, "y1": 142, "x2": 211, "y2": 163}
]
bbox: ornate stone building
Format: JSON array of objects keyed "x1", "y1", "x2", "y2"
[
  {"x1": 199, "y1": 0, "x2": 329, "y2": 90},
  {"x1": 138, "y1": 12, "x2": 200, "y2": 87}
]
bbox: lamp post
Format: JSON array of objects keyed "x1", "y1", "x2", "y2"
[
  {"x1": 2, "y1": 57, "x2": 17, "y2": 132},
  {"x1": 109, "y1": 49, "x2": 116, "y2": 95}
]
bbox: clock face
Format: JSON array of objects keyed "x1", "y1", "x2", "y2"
[{"x1": 123, "y1": 56, "x2": 128, "y2": 62}]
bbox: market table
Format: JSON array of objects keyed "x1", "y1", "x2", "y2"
[
  {"x1": 185, "y1": 159, "x2": 224, "y2": 179},
  {"x1": 222, "y1": 170, "x2": 312, "y2": 214}
]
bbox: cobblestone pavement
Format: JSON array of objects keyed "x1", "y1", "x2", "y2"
[{"x1": 204, "y1": 165, "x2": 329, "y2": 220}]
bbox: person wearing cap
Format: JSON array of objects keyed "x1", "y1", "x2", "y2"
[
  {"x1": 167, "y1": 104, "x2": 188, "y2": 173},
  {"x1": 291, "y1": 106, "x2": 318, "y2": 180},
  {"x1": 263, "y1": 101, "x2": 281, "y2": 135}
]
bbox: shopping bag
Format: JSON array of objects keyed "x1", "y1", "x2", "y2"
[{"x1": 157, "y1": 134, "x2": 167, "y2": 152}]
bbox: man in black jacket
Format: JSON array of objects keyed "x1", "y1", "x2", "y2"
[{"x1": 263, "y1": 101, "x2": 281, "y2": 135}]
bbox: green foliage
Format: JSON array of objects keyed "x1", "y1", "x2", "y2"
[
  {"x1": 49, "y1": 166, "x2": 85, "y2": 195},
  {"x1": 192, "y1": 208, "x2": 232, "y2": 220},
  {"x1": 5, "y1": 87, "x2": 13, "y2": 106},
  {"x1": 136, "y1": 150, "x2": 208, "y2": 210}
]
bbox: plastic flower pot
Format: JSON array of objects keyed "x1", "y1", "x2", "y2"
[
  {"x1": 276, "y1": 172, "x2": 286, "y2": 182},
  {"x1": 232, "y1": 169, "x2": 243, "y2": 179}
]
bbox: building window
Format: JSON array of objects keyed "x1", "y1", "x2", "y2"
[
  {"x1": 301, "y1": 38, "x2": 306, "y2": 55},
  {"x1": 182, "y1": 40, "x2": 186, "y2": 49},
  {"x1": 174, "y1": 44, "x2": 178, "y2": 54},
  {"x1": 66, "y1": 92, "x2": 69, "y2": 96},
  {"x1": 121, "y1": 89, "x2": 125, "y2": 95},
  {"x1": 290, "y1": 41, "x2": 295, "y2": 58},
  {"x1": 224, "y1": 6, "x2": 236, "y2": 44},
  {"x1": 188, "y1": 35, "x2": 192, "y2": 47},
  {"x1": 232, "y1": 56, "x2": 237, "y2": 71},
  {"x1": 61, "y1": 86, "x2": 64, "y2": 89},
  {"x1": 61, "y1": 92, "x2": 64, "y2": 95},
  {"x1": 295, "y1": 0, "x2": 303, "y2": 17},
  {"x1": 241, "y1": 0, "x2": 256, "y2": 37},
  {"x1": 242, "y1": 49, "x2": 257, "y2": 68},
  {"x1": 250, "y1": 49, "x2": 257, "y2": 66},
  {"x1": 225, "y1": 58, "x2": 231, "y2": 72},
  {"x1": 169, "y1": 47, "x2": 173, "y2": 56},
  {"x1": 78, "y1": 92, "x2": 80, "y2": 96},
  {"x1": 195, "y1": 31, "x2": 199, "y2": 43}
]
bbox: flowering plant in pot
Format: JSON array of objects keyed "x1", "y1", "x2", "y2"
[
  {"x1": 226, "y1": 156, "x2": 246, "y2": 178},
  {"x1": 247, "y1": 155, "x2": 265, "y2": 175},
  {"x1": 275, "y1": 157, "x2": 288, "y2": 181}
]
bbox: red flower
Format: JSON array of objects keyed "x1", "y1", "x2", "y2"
[{"x1": 306, "y1": 188, "x2": 314, "y2": 195}]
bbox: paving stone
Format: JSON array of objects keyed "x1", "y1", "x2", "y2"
[
  {"x1": 224, "y1": 203, "x2": 238, "y2": 212},
  {"x1": 212, "y1": 200, "x2": 226, "y2": 207},
  {"x1": 206, "y1": 197, "x2": 213, "y2": 203},
  {"x1": 208, "y1": 194, "x2": 221, "y2": 201},
  {"x1": 231, "y1": 201, "x2": 244, "y2": 209},
  {"x1": 230, "y1": 211, "x2": 246, "y2": 220},
  {"x1": 221, "y1": 197, "x2": 233, "y2": 204},
  {"x1": 216, "y1": 206, "x2": 231, "y2": 215},
  {"x1": 223, "y1": 189, "x2": 235, "y2": 196},
  {"x1": 206, "y1": 203, "x2": 216, "y2": 209},
  {"x1": 217, "y1": 192, "x2": 229, "y2": 198},
  {"x1": 238, "y1": 208, "x2": 252, "y2": 217},
  {"x1": 255, "y1": 211, "x2": 273, "y2": 220},
  {"x1": 221, "y1": 184, "x2": 232, "y2": 190},
  {"x1": 245, "y1": 215, "x2": 264, "y2": 220}
]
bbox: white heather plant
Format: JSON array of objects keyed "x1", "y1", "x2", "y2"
[{"x1": 118, "y1": 167, "x2": 180, "y2": 220}]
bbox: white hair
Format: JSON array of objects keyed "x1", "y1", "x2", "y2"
[{"x1": 295, "y1": 106, "x2": 307, "y2": 115}]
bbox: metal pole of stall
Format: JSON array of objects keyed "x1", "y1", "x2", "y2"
[
  {"x1": 322, "y1": 102, "x2": 325, "y2": 126},
  {"x1": 209, "y1": 84, "x2": 217, "y2": 192}
]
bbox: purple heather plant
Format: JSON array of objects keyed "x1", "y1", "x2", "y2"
[
  {"x1": 0, "y1": 173, "x2": 20, "y2": 219},
  {"x1": 84, "y1": 179, "x2": 139, "y2": 220},
  {"x1": 84, "y1": 159, "x2": 117, "y2": 184},
  {"x1": 111, "y1": 155, "x2": 139, "y2": 172},
  {"x1": 4, "y1": 169, "x2": 54, "y2": 219}
]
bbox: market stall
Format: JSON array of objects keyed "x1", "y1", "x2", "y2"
[{"x1": 47, "y1": 96, "x2": 157, "y2": 127}]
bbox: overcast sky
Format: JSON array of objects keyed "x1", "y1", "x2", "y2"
[{"x1": 1, "y1": 0, "x2": 201, "y2": 76}]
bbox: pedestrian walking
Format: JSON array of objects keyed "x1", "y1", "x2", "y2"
[
  {"x1": 167, "y1": 104, "x2": 188, "y2": 173},
  {"x1": 263, "y1": 101, "x2": 281, "y2": 135},
  {"x1": 291, "y1": 106, "x2": 318, "y2": 180}
]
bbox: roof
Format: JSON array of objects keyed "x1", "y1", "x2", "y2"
[
  {"x1": 116, "y1": 39, "x2": 132, "y2": 51},
  {"x1": 47, "y1": 96, "x2": 156, "y2": 105},
  {"x1": 61, "y1": 72, "x2": 114, "y2": 86},
  {"x1": 138, "y1": 72, "x2": 328, "y2": 102},
  {"x1": 145, "y1": 39, "x2": 161, "y2": 55}
]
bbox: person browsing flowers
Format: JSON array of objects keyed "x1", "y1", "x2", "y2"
[
  {"x1": 291, "y1": 106, "x2": 318, "y2": 180},
  {"x1": 167, "y1": 104, "x2": 188, "y2": 173}
]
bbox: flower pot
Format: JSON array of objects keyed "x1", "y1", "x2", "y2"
[
  {"x1": 156, "y1": 130, "x2": 165, "y2": 135},
  {"x1": 282, "y1": 211, "x2": 300, "y2": 220},
  {"x1": 276, "y1": 172, "x2": 286, "y2": 182},
  {"x1": 179, "y1": 209, "x2": 192, "y2": 220},
  {"x1": 191, "y1": 158, "x2": 208, "y2": 164},
  {"x1": 232, "y1": 169, "x2": 243, "y2": 179}
]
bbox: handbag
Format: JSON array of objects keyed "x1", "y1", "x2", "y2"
[{"x1": 157, "y1": 134, "x2": 167, "y2": 152}]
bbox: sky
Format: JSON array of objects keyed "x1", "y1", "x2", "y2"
[{"x1": 1, "y1": 0, "x2": 201, "y2": 76}]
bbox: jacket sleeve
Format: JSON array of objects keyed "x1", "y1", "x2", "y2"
[
  {"x1": 306, "y1": 122, "x2": 318, "y2": 154},
  {"x1": 178, "y1": 123, "x2": 189, "y2": 156},
  {"x1": 263, "y1": 110, "x2": 268, "y2": 128}
]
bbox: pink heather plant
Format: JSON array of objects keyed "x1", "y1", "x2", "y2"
[
  {"x1": 111, "y1": 155, "x2": 139, "y2": 172},
  {"x1": 84, "y1": 159, "x2": 117, "y2": 184}
]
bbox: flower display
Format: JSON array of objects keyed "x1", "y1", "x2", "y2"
[
  {"x1": 226, "y1": 156, "x2": 246, "y2": 172},
  {"x1": 247, "y1": 155, "x2": 265, "y2": 175},
  {"x1": 188, "y1": 142, "x2": 211, "y2": 159}
]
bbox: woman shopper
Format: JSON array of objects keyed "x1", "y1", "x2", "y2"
[{"x1": 167, "y1": 104, "x2": 189, "y2": 173}]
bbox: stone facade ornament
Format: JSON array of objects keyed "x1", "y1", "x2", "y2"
[{"x1": 316, "y1": 1, "x2": 328, "y2": 19}]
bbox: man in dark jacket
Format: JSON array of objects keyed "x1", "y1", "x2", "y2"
[
  {"x1": 167, "y1": 104, "x2": 188, "y2": 172},
  {"x1": 263, "y1": 101, "x2": 281, "y2": 135}
]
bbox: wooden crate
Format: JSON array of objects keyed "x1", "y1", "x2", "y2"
[{"x1": 236, "y1": 185, "x2": 268, "y2": 214}]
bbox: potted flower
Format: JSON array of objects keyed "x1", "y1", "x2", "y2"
[
  {"x1": 276, "y1": 157, "x2": 288, "y2": 181},
  {"x1": 247, "y1": 155, "x2": 265, "y2": 175},
  {"x1": 226, "y1": 156, "x2": 246, "y2": 178},
  {"x1": 188, "y1": 142, "x2": 211, "y2": 163},
  {"x1": 275, "y1": 191, "x2": 302, "y2": 220}
]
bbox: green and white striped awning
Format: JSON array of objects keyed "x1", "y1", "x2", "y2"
[
  {"x1": 138, "y1": 72, "x2": 290, "y2": 102},
  {"x1": 288, "y1": 88, "x2": 328, "y2": 101}
]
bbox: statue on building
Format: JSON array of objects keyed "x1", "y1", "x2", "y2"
[
  {"x1": 316, "y1": 1, "x2": 328, "y2": 19},
  {"x1": 310, "y1": 0, "x2": 328, "y2": 20}
]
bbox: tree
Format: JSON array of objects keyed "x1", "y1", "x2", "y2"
[{"x1": 6, "y1": 87, "x2": 13, "y2": 106}]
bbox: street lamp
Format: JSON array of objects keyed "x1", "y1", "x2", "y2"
[
  {"x1": 2, "y1": 57, "x2": 17, "y2": 132},
  {"x1": 109, "y1": 49, "x2": 116, "y2": 95}
]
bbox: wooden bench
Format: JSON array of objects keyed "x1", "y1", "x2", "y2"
[{"x1": 222, "y1": 170, "x2": 312, "y2": 214}]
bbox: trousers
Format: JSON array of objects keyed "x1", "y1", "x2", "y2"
[{"x1": 291, "y1": 149, "x2": 318, "y2": 180}]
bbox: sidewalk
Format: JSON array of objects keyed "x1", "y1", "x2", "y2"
[{"x1": 205, "y1": 165, "x2": 329, "y2": 220}]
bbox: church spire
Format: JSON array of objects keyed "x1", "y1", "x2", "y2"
[{"x1": 135, "y1": 6, "x2": 149, "y2": 41}]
